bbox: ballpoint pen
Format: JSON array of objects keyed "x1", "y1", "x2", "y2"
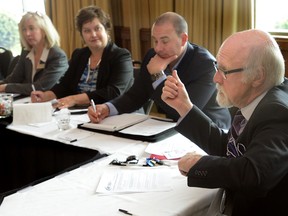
[
  {"x1": 118, "y1": 209, "x2": 133, "y2": 215},
  {"x1": 91, "y1": 99, "x2": 96, "y2": 112},
  {"x1": 31, "y1": 84, "x2": 36, "y2": 91},
  {"x1": 31, "y1": 84, "x2": 40, "y2": 102}
]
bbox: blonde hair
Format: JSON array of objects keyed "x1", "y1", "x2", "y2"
[{"x1": 19, "y1": 11, "x2": 60, "y2": 50}]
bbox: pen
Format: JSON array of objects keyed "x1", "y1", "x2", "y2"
[
  {"x1": 118, "y1": 209, "x2": 133, "y2": 215},
  {"x1": 70, "y1": 139, "x2": 77, "y2": 143},
  {"x1": 91, "y1": 99, "x2": 96, "y2": 112},
  {"x1": 31, "y1": 84, "x2": 36, "y2": 91},
  {"x1": 32, "y1": 84, "x2": 40, "y2": 102}
]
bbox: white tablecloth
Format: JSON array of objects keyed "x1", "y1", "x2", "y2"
[
  {"x1": 1, "y1": 99, "x2": 217, "y2": 215},
  {"x1": 0, "y1": 153, "x2": 217, "y2": 216}
]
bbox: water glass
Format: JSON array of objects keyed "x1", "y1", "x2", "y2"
[{"x1": 54, "y1": 108, "x2": 71, "y2": 131}]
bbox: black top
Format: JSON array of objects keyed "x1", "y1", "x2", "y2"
[{"x1": 51, "y1": 42, "x2": 134, "y2": 104}]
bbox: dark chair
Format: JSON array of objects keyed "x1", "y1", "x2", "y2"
[
  {"x1": 132, "y1": 60, "x2": 154, "y2": 115},
  {"x1": 6, "y1": 55, "x2": 20, "y2": 77},
  {"x1": 0, "y1": 47, "x2": 13, "y2": 79}
]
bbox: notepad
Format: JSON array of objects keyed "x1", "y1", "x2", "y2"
[
  {"x1": 78, "y1": 113, "x2": 177, "y2": 142},
  {"x1": 12, "y1": 102, "x2": 53, "y2": 125},
  {"x1": 79, "y1": 113, "x2": 149, "y2": 132}
]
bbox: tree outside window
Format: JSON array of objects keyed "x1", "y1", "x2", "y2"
[
  {"x1": 0, "y1": 0, "x2": 45, "y2": 56},
  {"x1": 255, "y1": 0, "x2": 288, "y2": 35}
]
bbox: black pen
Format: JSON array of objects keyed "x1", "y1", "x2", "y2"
[
  {"x1": 119, "y1": 209, "x2": 133, "y2": 215},
  {"x1": 70, "y1": 139, "x2": 77, "y2": 143}
]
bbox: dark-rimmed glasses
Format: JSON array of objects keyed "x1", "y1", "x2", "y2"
[{"x1": 213, "y1": 62, "x2": 245, "y2": 79}]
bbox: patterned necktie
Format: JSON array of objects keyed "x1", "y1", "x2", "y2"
[
  {"x1": 164, "y1": 65, "x2": 172, "y2": 76},
  {"x1": 226, "y1": 109, "x2": 247, "y2": 157}
]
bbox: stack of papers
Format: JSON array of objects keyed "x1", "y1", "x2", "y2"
[{"x1": 96, "y1": 168, "x2": 172, "y2": 194}]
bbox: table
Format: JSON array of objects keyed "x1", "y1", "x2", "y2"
[
  {"x1": 0, "y1": 145, "x2": 217, "y2": 216},
  {"x1": 0, "y1": 97, "x2": 107, "y2": 196},
  {"x1": 0, "y1": 117, "x2": 105, "y2": 198},
  {"x1": 0, "y1": 98, "x2": 217, "y2": 215}
]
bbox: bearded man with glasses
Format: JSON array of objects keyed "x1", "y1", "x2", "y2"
[{"x1": 162, "y1": 29, "x2": 288, "y2": 216}]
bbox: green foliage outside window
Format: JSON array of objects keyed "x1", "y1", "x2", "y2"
[
  {"x1": 275, "y1": 20, "x2": 288, "y2": 31},
  {"x1": 0, "y1": 12, "x2": 20, "y2": 56}
]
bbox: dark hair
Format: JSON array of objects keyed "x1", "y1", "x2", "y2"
[{"x1": 75, "y1": 5, "x2": 112, "y2": 36}]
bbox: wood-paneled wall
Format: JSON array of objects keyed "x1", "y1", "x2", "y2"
[
  {"x1": 275, "y1": 37, "x2": 288, "y2": 77},
  {"x1": 114, "y1": 26, "x2": 152, "y2": 62},
  {"x1": 115, "y1": 27, "x2": 288, "y2": 77}
]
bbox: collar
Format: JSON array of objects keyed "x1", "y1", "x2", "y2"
[
  {"x1": 170, "y1": 43, "x2": 188, "y2": 70},
  {"x1": 27, "y1": 47, "x2": 49, "y2": 63},
  {"x1": 240, "y1": 91, "x2": 268, "y2": 121}
]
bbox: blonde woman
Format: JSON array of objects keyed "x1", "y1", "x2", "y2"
[{"x1": 0, "y1": 11, "x2": 68, "y2": 95}]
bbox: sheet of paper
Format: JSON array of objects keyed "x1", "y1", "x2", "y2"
[
  {"x1": 119, "y1": 118, "x2": 176, "y2": 136},
  {"x1": 145, "y1": 133, "x2": 206, "y2": 159},
  {"x1": 12, "y1": 102, "x2": 53, "y2": 125},
  {"x1": 70, "y1": 113, "x2": 90, "y2": 123},
  {"x1": 96, "y1": 167, "x2": 172, "y2": 194},
  {"x1": 57, "y1": 128, "x2": 95, "y2": 142}
]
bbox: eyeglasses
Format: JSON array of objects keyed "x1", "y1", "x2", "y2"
[
  {"x1": 26, "y1": 11, "x2": 44, "y2": 18},
  {"x1": 213, "y1": 62, "x2": 245, "y2": 79}
]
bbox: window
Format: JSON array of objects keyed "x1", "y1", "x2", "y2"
[
  {"x1": 0, "y1": 0, "x2": 45, "y2": 56},
  {"x1": 255, "y1": 0, "x2": 288, "y2": 36}
]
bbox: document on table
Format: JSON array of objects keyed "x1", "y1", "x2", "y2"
[
  {"x1": 96, "y1": 168, "x2": 172, "y2": 194},
  {"x1": 145, "y1": 133, "x2": 207, "y2": 159},
  {"x1": 57, "y1": 128, "x2": 95, "y2": 142}
]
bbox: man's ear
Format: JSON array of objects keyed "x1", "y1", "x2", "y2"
[
  {"x1": 252, "y1": 67, "x2": 265, "y2": 87},
  {"x1": 181, "y1": 32, "x2": 188, "y2": 46}
]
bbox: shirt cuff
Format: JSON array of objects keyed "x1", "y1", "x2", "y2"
[
  {"x1": 152, "y1": 73, "x2": 167, "y2": 89},
  {"x1": 105, "y1": 102, "x2": 118, "y2": 116}
]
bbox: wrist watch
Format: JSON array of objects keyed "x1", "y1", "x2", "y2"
[{"x1": 151, "y1": 71, "x2": 164, "y2": 81}]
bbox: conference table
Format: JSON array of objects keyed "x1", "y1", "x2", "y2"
[{"x1": 0, "y1": 97, "x2": 217, "y2": 216}]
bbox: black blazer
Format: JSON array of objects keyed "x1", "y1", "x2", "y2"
[
  {"x1": 176, "y1": 78, "x2": 288, "y2": 215},
  {"x1": 1, "y1": 46, "x2": 68, "y2": 96},
  {"x1": 111, "y1": 42, "x2": 231, "y2": 129},
  {"x1": 51, "y1": 42, "x2": 134, "y2": 104}
]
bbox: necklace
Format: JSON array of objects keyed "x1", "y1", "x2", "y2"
[{"x1": 86, "y1": 57, "x2": 101, "y2": 83}]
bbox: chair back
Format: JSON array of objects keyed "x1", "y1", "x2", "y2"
[
  {"x1": 132, "y1": 60, "x2": 154, "y2": 115},
  {"x1": 0, "y1": 47, "x2": 13, "y2": 79},
  {"x1": 6, "y1": 55, "x2": 20, "y2": 78}
]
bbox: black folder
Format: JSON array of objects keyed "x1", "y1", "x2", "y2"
[{"x1": 77, "y1": 114, "x2": 177, "y2": 142}]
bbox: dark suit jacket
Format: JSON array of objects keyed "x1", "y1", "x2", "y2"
[
  {"x1": 1, "y1": 46, "x2": 68, "y2": 96},
  {"x1": 111, "y1": 42, "x2": 231, "y2": 129},
  {"x1": 176, "y1": 78, "x2": 288, "y2": 215},
  {"x1": 51, "y1": 42, "x2": 133, "y2": 104}
]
